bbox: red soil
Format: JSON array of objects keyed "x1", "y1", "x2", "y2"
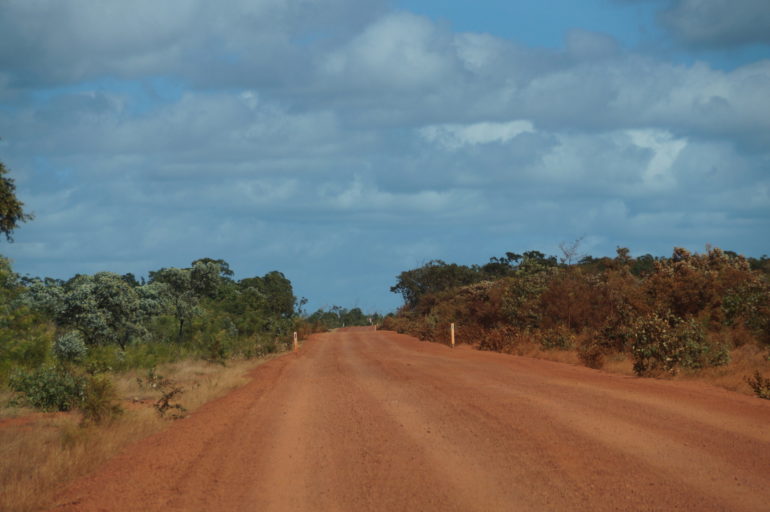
[{"x1": 51, "y1": 329, "x2": 770, "y2": 511}]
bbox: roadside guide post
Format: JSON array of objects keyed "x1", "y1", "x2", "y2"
[
  {"x1": 450, "y1": 323, "x2": 455, "y2": 348},
  {"x1": 293, "y1": 331, "x2": 298, "y2": 352}
]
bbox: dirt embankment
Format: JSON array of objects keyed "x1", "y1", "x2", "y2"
[{"x1": 51, "y1": 330, "x2": 770, "y2": 511}]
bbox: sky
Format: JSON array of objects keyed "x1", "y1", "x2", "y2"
[{"x1": 1, "y1": 0, "x2": 769, "y2": 313}]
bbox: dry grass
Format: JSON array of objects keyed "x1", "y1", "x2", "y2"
[
  {"x1": 507, "y1": 341, "x2": 770, "y2": 393},
  {"x1": 0, "y1": 355, "x2": 277, "y2": 512},
  {"x1": 468, "y1": 331, "x2": 769, "y2": 390},
  {"x1": 675, "y1": 344, "x2": 770, "y2": 395}
]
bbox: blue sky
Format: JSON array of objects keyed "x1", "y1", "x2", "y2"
[{"x1": 1, "y1": 0, "x2": 769, "y2": 313}]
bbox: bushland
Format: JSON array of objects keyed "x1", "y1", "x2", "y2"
[{"x1": 384, "y1": 247, "x2": 770, "y2": 394}]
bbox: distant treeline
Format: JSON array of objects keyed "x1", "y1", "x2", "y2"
[
  {"x1": 384, "y1": 247, "x2": 770, "y2": 377},
  {"x1": 305, "y1": 306, "x2": 383, "y2": 331},
  {"x1": 0, "y1": 256, "x2": 305, "y2": 411}
]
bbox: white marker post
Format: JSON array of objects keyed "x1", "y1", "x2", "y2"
[
  {"x1": 450, "y1": 323, "x2": 455, "y2": 348},
  {"x1": 293, "y1": 331, "x2": 298, "y2": 352}
]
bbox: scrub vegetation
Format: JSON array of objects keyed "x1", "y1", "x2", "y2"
[
  {"x1": 384, "y1": 245, "x2": 770, "y2": 395},
  {"x1": 0, "y1": 160, "x2": 325, "y2": 510},
  {"x1": 0, "y1": 250, "x2": 312, "y2": 510}
]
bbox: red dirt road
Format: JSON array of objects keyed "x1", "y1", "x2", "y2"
[{"x1": 52, "y1": 329, "x2": 770, "y2": 511}]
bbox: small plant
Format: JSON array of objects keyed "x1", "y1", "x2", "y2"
[
  {"x1": 578, "y1": 338, "x2": 606, "y2": 369},
  {"x1": 53, "y1": 331, "x2": 88, "y2": 364},
  {"x1": 136, "y1": 366, "x2": 164, "y2": 390},
  {"x1": 746, "y1": 371, "x2": 770, "y2": 400},
  {"x1": 78, "y1": 374, "x2": 123, "y2": 425},
  {"x1": 154, "y1": 385, "x2": 187, "y2": 419},
  {"x1": 137, "y1": 367, "x2": 187, "y2": 419}
]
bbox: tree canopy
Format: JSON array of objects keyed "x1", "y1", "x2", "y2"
[{"x1": 0, "y1": 161, "x2": 33, "y2": 241}]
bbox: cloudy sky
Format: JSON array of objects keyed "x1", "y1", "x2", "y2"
[{"x1": 1, "y1": 0, "x2": 769, "y2": 312}]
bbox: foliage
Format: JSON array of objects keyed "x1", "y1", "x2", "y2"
[
  {"x1": 9, "y1": 365, "x2": 85, "y2": 411},
  {"x1": 305, "y1": 306, "x2": 381, "y2": 330},
  {"x1": 53, "y1": 331, "x2": 88, "y2": 364},
  {"x1": 0, "y1": 161, "x2": 33, "y2": 242},
  {"x1": 0, "y1": 257, "x2": 54, "y2": 381},
  {"x1": 137, "y1": 367, "x2": 186, "y2": 419},
  {"x1": 538, "y1": 326, "x2": 575, "y2": 351},
  {"x1": 745, "y1": 371, "x2": 770, "y2": 400},
  {"x1": 629, "y1": 312, "x2": 728, "y2": 376},
  {"x1": 388, "y1": 245, "x2": 762, "y2": 378},
  {"x1": 391, "y1": 260, "x2": 483, "y2": 307},
  {"x1": 37, "y1": 272, "x2": 147, "y2": 349},
  {"x1": 79, "y1": 374, "x2": 123, "y2": 425}
]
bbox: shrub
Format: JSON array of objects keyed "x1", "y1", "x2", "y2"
[
  {"x1": 746, "y1": 371, "x2": 770, "y2": 399},
  {"x1": 538, "y1": 326, "x2": 575, "y2": 351},
  {"x1": 578, "y1": 337, "x2": 606, "y2": 369},
  {"x1": 9, "y1": 365, "x2": 86, "y2": 411},
  {"x1": 53, "y1": 331, "x2": 88, "y2": 364},
  {"x1": 137, "y1": 367, "x2": 187, "y2": 419},
  {"x1": 478, "y1": 326, "x2": 517, "y2": 352},
  {"x1": 79, "y1": 374, "x2": 123, "y2": 425},
  {"x1": 630, "y1": 312, "x2": 729, "y2": 376}
]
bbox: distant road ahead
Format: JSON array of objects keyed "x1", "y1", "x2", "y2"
[{"x1": 54, "y1": 328, "x2": 770, "y2": 511}]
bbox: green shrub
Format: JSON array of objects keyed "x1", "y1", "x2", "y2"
[
  {"x1": 630, "y1": 312, "x2": 729, "y2": 376},
  {"x1": 53, "y1": 331, "x2": 88, "y2": 363},
  {"x1": 8, "y1": 365, "x2": 86, "y2": 411}
]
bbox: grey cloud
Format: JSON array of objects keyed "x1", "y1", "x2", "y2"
[
  {"x1": 661, "y1": 0, "x2": 770, "y2": 48},
  {"x1": 565, "y1": 29, "x2": 621, "y2": 60},
  {"x1": 0, "y1": 0, "x2": 387, "y2": 90}
]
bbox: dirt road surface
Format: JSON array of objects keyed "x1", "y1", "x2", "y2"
[{"x1": 52, "y1": 329, "x2": 770, "y2": 511}]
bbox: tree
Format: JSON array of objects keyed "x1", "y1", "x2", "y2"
[
  {"x1": 481, "y1": 253, "x2": 521, "y2": 278},
  {"x1": 148, "y1": 267, "x2": 200, "y2": 341},
  {"x1": 148, "y1": 260, "x2": 229, "y2": 340},
  {"x1": 391, "y1": 260, "x2": 482, "y2": 307},
  {"x1": 191, "y1": 258, "x2": 234, "y2": 279},
  {"x1": 518, "y1": 251, "x2": 558, "y2": 274},
  {"x1": 260, "y1": 271, "x2": 296, "y2": 320},
  {"x1": 0, "y1": 161, "x2": 33, "y2": 241},
  {"x1": 58, "y1": 272, "x2": 144, "y2": 349}
]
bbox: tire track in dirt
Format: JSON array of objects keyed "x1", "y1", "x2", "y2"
[{"x1": 51, "y1": 329, "x2": 770, "y2": 511}]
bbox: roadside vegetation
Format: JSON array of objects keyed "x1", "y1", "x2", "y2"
[
  {"x1": 384, "y1": 244, "x2": 770, "y2": 397},
  {"x1": 0, "y1": 251, "x2": 309, "y2": 511},
  {"x1": 0, "y1": 159, "x2": 326, "y2": 511}
]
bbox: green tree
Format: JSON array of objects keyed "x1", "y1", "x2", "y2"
[
  {"x1": 148, "y1": 260, "x2": 228, "y2": 340},
  {"x1": 58, "y1": 272, "x2": 144, "y2": 349},
  {"x1": 0, "y1": 161, "x2": 33, "y2": 241},
  {"x1": 0, "y1": 256, "x2": 53, "y2": 380},
  {"x1": 391, "y1": 260, "x2": 482, "y2": 307}
]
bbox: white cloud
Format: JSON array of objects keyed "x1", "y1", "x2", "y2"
[
  {"x1": 320, "y1": 12, "x2": 457, "y2": 91},
  {"x1": 419, "y1": 121, "x2": 535, "y2": 150},
  {"x1": 626, "y1": 129, "x2": 687, "y2": 191}
]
